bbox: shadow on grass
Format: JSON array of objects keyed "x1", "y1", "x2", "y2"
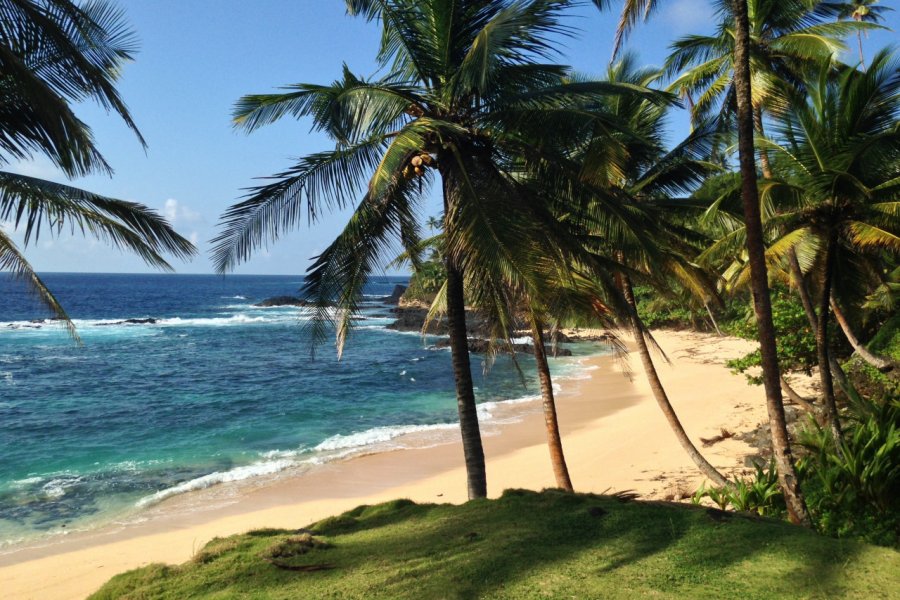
[{"x1": 92, "y1": 489, "x2": 879, "y2": 599}]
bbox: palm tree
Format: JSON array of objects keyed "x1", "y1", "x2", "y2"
[
  {"x1": 213, "y1": 0, "x2": 655, "y2": 499},
  {"x1": 757, "y1": 50, "x2": 900, "y2": 442},
  {"x1": 729, "y1": 0, "x2": 809, "y2": 525},
  {"x1": 577, "y1": 56, "x2": 733, "y2": 487},
  {"x1": 665, "y1": 0, "x2": 858, "y2": 177},
  {"x1": 837, "y1": 1, "x2": 892, "y2": 70},
  {"x1": 0, "y1": 0, "x2": 196, "y2": 334},
  {"x1": 590, "y1": 0, "x2": 811, "y2": 524}
]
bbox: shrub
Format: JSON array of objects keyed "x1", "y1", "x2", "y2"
[{"x1": 796, "y1": 396, "x2": 900, "y2": 546}]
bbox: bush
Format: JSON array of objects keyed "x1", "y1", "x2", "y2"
[
  {"x1": 403, "y1": 260, "x2": 445, "y2": 303},
  {"x1": 692, "y1": 461, "x2": 785, "y2": 517},
  {"x1": 725, "y1": 288, "x2": 818, "y2": 384},
  {"x1": 796, "y1": 396, "x2": 900, "y2": 547}
]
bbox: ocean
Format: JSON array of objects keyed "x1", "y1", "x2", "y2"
[{"x1": 0, "y1": 273, "x2": 600, "y2": 548}]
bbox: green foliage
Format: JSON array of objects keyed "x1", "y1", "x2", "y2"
[
  {"x1": 403, "y1": 260, "x2": 445, "y2": 302},
  {"x1": 634, "y1": 286, "x2": 708, "y2": 330},
  {"x1": 845, "y1": 314, "x2": 900, "y2": 403},
  {"x1": 90, "y1": 490, "x2": 900, "y2": 599},
  {"x1": 797, "y1": 397, "x2": 900, "y2": 547},
  {"x1": 693, "y1": 462, "x2": 785, "y2": 518},
  {"x1": 725, "y1": 288, "x2": 817, "y2": 384}
]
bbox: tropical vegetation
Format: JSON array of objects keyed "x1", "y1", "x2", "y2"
[{"x1": 206, "y1": 0, "x2": 899, "y2": 546}]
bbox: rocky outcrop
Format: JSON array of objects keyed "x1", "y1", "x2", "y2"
[
  {"x1": 97, "y1": 318, "x2": 158, "y2": 326},
  {"x1": 254, "y1": 296, "x2": 312, "y2": 307},
  {"x1": 386, "y1": 285, "x2": 406, "y2": 305},
  {"x1": 386, "y1": 307, "x2": 491, "y2": 336}
]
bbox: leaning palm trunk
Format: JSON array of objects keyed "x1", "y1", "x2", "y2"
[
  {"x1": 788, "y1": 249, "x2": 861, "y2": 404},
  {"x1": 816, "y1": 235, "x2": 844, "y2": 448},
  {"x1": 732, "y1": 0, "x2": 810, "y2": 525},
  {"x1": 830, "y1": 299, "x2": 893, "y2": 371},
  {"x1": 780, "y1": 376, "x2": 818, "y2": 414},
  {"x1": 530, "y1": 317, "x2": 574, "y2": 491},
  {"x1": 620, "y1": 273, "x2": 730, "y2": 487},
  {"x1": 442, "y1": 173, "x2": 487, "y2": 500}
]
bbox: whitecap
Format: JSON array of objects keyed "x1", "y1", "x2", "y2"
[
  {"x1": 313, "y1": 423, "x2": 457, "y2": 452},
  {"x1": 135, "y1": 459, "x2": 297, "y2": 508}
]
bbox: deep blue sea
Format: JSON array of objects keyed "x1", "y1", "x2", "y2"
[{"x1": 0, "y1": 273, "x2": 598, "y2": 547}]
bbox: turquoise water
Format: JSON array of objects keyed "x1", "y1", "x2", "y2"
[{"x1": 0, "y1": 273, "x2": 601, "y2": 546}]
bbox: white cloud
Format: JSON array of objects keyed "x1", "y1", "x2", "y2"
[
  {"x1": 189, "y1": 231, "x2": 199, "y2": 246},
  {"x1": 162, "y1": 198, "x2": 203, "y2": 225}
]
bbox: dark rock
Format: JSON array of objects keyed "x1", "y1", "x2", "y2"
[
  {"x1": 551, "y1": 331, "x2": 572, "y2": 343},
  {"x1": 705, "y1": 507, "x2": 733, "y2": 523},
  {"x1": 743, "y1": 455, "x2": 766, "y2": 469},
  {"x1": 124, "y1": 318, "x2": 158, "y2": 325},
  {"x1": 254, "y1": 296, "x2": 311, "y2": 307},
  {"x1": 387, "y1": 307, "x2": 503, "y2": 337},
  {"x1": 386, "y1": 285, "x2": 406, "y2": 305},
  {"x1": 387, "y1": 307, "x2": 437, "y2": 332},
  {"x1": 96, "y1": 318, "x2": 158, "y2": 326}
]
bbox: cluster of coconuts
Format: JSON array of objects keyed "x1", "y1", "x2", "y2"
[{"x1": 403, "y1": 152, "x2": 434, "y2": 179}]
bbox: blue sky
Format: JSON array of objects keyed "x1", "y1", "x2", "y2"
[{"x1": 6, "y1": 0, "x2": 898, "y2": 275}]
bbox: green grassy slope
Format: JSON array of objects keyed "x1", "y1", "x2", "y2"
[{"x1": 91, "y1": 490, "x2": 899, "y2": 600}]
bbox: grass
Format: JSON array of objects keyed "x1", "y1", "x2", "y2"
[{"x1": 90, "y1": 490, "x2": 899, "y2": 599}]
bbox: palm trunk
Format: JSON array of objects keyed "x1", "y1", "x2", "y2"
[
  {"x1": 788, "y1": 249, "x2": 818, "y2": 331},
  {"x1": 530, "y1": 317, "x2": 574, "y2": 491},
  {"x1": 441, "y1": 171, "x2": 487, "y2": 500},
  {"x1": 857, "y1": 31, "x2": 866, "y2": 71},
  {"x1": 831, "y1": 299, "x2": 893, "y2": 371},
  {"x1": 732, "y1": 0, "x2": 810, "y2": 525},
  {"x1": 753, "y1": 107, "x2": 773, "y2": 179},
  {"x1": 788, "y1": 249, "x2": 860, "y2": 403},
  {"x1": 780, "y1": 376, "x2": 818, "y2": 415},
  {"x1": 704, "y1": 300, "x2": 723, "y2": 336},
  {"x1": 621, "y1": 272, "x2": 730, "y2": 487},
  {"x1": 816, "y1": 233, "x2": 843, "y2": 447}
]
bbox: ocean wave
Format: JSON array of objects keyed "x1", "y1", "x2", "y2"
[
  {"x1": 0, "y1": 314, "x2": 305, "y2": 332},
  {"x1": 135, "y1": 459, "x2": 298, "y2": 508},
  {"x1": 313, "y1": 423, "x2": 458, "y2": 452}
]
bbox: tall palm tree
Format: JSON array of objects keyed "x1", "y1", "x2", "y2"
[
  {"x1": 758, "y1": 51, "x2": 899, "y2": 441},
  {"x1": 730, "y1": 0, "x2": 809, "y2": 525},
  {"x1": 580, "y1": 55, "x2": 733, "y2": 487},
  {"x1": 213, "y1": 0, "x2": 656, "y2": 499},
  {"x1": 665, "y1": 0, "x2": 859, "y2": 177},
  {"x1": 837, "y1": 0, "x2": 892, "y2": 70},
  {"x1": 0, "y1": 0, "x2": 196, "y2": 334},
  {"x1": 594, "y1": 0, "x2": 811, "y2": 525}
]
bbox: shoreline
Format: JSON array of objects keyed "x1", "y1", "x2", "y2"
[{"x1": 0, "y1": 329, "x2": 769, "y2": 599}]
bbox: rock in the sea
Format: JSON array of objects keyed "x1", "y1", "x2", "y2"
[
  {"x1": 386, "y1": 285, "x2": 406, "y2": 305},
  {"x1": 96, "y1": 318, "x2": 158, "y2": 326},
  {"x1": 387, "y1": 307, "x2": 493, "y2": 336},
  {"x1": 254, "y1": 296, "x2": 310, "y2": 307}
]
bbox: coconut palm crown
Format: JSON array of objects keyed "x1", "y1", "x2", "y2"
[{"x1": 664, "y1": 0, "x2": 874, "y2": 129}]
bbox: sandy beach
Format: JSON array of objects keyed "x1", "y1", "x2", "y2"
[{"x1": 0, "y1": 329, "x2": 779, "y2": 599}]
